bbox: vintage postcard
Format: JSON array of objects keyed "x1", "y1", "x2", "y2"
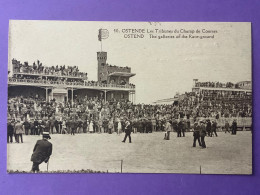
[{"x1": 7, "y1": 21, "x2": 252, "y2": 174}]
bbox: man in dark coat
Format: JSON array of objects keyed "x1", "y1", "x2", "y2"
[
  {"x1": 193, "y1": 121, "x2": 202, "y2": 147},
  {"x1": 200, "y1": 121, "x2": 207, "y2": 148},
  {"x1": 177, "y1": 120, "x2": 182, "y2": 137},
  {"x1": 33, "y1": 118, "x2": 39, "y2": 135},
  {"x1": 70, "y1": 119, "x2": 76, "y2": 135},
  {"x1": 211, "y1": 120, "x2": 218, "y2": 137},
  {"x1": 7, "y1": 119, "x2": 14, "y2": 143},
  {"x1": 31, "y1": 132, "x2": 52, "y2": 173},
  {"x1": 206, "y1": 120, "x2": 211, "y2": 137},
  {"x1": 146, "y1": 119, "x2": 153, "y2": 133},
  {"x1": 49, "y1": 117, "x2": 55, "y2": 134},
  {"x1": 23, "y1": 119, "x2": 31, "y2": 135},
  {"x1": 231, "y1": 119, "x2": 238, "y2": 135},
  {"x1": 122, "y1": 120, "x2": 132, "y2": 143},
  {"x1": 54, "y1": 118, "x2": 60, "y2": 134}
]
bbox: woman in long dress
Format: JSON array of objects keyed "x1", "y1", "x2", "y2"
[
  {"x1": 89, "y1": 120, "x2": 94, "y2": 133},
  {"x1": 118, "y1": 120, "x2": 122, "y2": 135}
]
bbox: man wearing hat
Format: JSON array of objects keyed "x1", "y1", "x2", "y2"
[
  {"x1": 206, "y1": 119, "x2": 211, "y2": 137},
  {"x1": 164, "y1": 119, "x2": 172, "y2": 140},
  {"x1": 200, "y1": 120, "x2": 207, "y2": 148},
  {"x1": 177, "y1": 119, "x2": 182, "y2": 137},
  {"x1": 31, "y1": 132, "x2": 52, "y2": 173},
  {"x1": 14, "y1": 118, "x2": 24, "y2": 143},
  {"x1": 231, "y1": 119, "x2": 237, "y2": 135},
  {"x1": 122, "y1": 120, "x2": 132, "y2": 143},
  {"x1": 7, "y1": 119, "x2": 14, "y2": 143},
  {"x1": 211, "y1": 120, "x2": 218, "y2": 137},
  {"x1": 193, "y1": 121, "x2": 202, "y2": 147}
]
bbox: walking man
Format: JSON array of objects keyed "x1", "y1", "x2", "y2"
[
  {"x1": 231, "y1": 119, "x2": 238, "y2": 135},
  {"x1": 200, "y1": 121, "x2": 207, "y2": 148},
  {"x1": 224, "y1": 120, "x2": 230, "y2": 133},
  {"x1": 164, "y1": 119, "x2": 172, "y2": 140},
  {"x1": 7, "y1": 119, "x2": 14, "y2": 143},
  {"x1": 193, "y1": 121, "x2": 202, "y2": 147},
  {"x1": 122, "y1": 120, "x2": 132, "y2": 143},
  {"x1": 14, "y1": 118, "x2": 24, "y2": 143},
  {"x1": 211, "y1": 120, "x2": 218, "y2": 137},
  {"x1": 206, "y1": 119, "x2": 211, "y2": 136},
  {"x1": 31, "y1": 132, "x2": 52, "y2": 173}
]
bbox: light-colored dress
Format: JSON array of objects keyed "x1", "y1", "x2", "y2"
[
  {"x1": 118, "y1": 121, "x2": 122, "y2": 134},
  {"x1": 89, "y1": 121, "x2": 94, "y2": 132}
]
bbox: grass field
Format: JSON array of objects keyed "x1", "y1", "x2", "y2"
[{"x1": 7, "y1": 131, "x2": 252, "y2": 174}]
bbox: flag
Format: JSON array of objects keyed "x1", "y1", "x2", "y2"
[{"x1": 98, "y1": 29, "x2": 109, "y2": 41}]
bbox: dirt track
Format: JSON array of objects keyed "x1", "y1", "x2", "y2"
[{"x1": 7, "y1": 131, "x2": 252, "y2": 174}]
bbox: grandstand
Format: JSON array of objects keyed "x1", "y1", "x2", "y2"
[{"x1": 8, "y1": 52, "x2": 136, "y2": 104}]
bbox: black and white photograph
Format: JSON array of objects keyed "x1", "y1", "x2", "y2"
[{"x1": 7, "y1": 21, "x2": 252, "y2": 174}]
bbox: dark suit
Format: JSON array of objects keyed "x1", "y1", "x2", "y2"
[
  {"x1": 31, "y1": 139, "x2": 52, "y2": 172},
  {"x1": 211, "y1": 122, "x2": 218, "y2": 137},
  {"x1": 200, "y1": 125, "x2": 207, "y2": 148},
  {"x1": 7, "y1": 123, "x2": 14, "y2": 143},
  {"x1": 206, "y1": 121, "x2": 211, "y2": 136},
  {"x1": 232, "y1": 121, "x2": 237, "y2": 135},
  {"x1": 122, "y1": 124, "x2": 132, "y2": 143},
  {"x1": 178, "y1": 121, "x2": 184, "y2": 137},
  {"x1": 193, "y1": 124, "x2": 202, "y2": 147}
]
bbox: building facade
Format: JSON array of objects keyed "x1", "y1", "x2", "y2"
[{"x1": 8, "y1": 52, "x2": 136, "y2": 103}]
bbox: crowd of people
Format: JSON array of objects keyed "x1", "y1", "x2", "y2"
[
  {"x1": 195, "y1": 81, "x2": 243, "y2": 89},
  {"x1": 12, "y1": 59, "x2": 88, "y2": 78},
  {"x1": 7, "y1": 86, "x2": 251, "y2": 144},
  {"x1": 9, "y1": 73, "x2": 135, "y2": 89}
]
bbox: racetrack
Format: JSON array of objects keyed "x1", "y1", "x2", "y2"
[{"x1": 7, "y1": 131, "x2": 252, "y2": 174}]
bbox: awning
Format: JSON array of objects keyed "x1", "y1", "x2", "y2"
[{"x1": 108, "y1": 72, "x2": 136, "y2": 77}]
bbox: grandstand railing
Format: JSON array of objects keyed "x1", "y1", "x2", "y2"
[
  {"x1": 8, "y1": 78, "x2": 136, "y2": 91},
  {"x1": 12, "y1": 70, "x2": 87, "y2": 79}
]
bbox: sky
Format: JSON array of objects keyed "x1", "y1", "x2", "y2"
[{"x1": 9, "y1": 21, "x2": 251, "y2": 104}]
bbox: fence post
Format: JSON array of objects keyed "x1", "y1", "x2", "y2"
[{"x1": 121, "y1": 160, "x2": 123, "y2": 173}]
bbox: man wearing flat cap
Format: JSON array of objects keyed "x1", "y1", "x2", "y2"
[{"x1": 31, "y1": 132, "x2": 52, "y2": 172}]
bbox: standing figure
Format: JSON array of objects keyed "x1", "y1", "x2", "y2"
[
  {"x1": 83, "y1": 119, "x2": 88, "y2": 133},
  {"x1": 33, "y1": 118, "x2": 39, "y2": 135},
  {"x1": 231, "y1": 119, "x2": 237, "y2": 135},
  {"x1": 14, "y1": 118, "x2": 24, "y2": 143},
  {"x1": 23, "y1": 119, "x2": 31, "y2": 135},
  {"x1": 211, "y1": 120, "x2": 218, "y2": 137},
  {"x1": 193, "y1": 121, "x2": 202, "y2": 147},
  {"x1": 200, "y1": 121, "x2": 207, "y2": 148},
  {"x1": 89, "y1": 120, "x2": 94, "y2": 133},
  {"x1": 108, "y1": 119, "x2": 114, "y2": 134},
  {"x1": 164, "y1": 120, "x2": 172, "y2": 140},
  {"x1": 31, "y1": 132, "x2": 52, "y2": 173},
  {"x1": 177, "y1": 120, "x2": 182, "y2": 137},
  {"x1": 70, "y1": 119, "x2": 76, "y2": 135},
  {"x1": 132, "y1": 118, "x2": 138, "y2": 133},
  {"x1": 182, "y1": 119, "x2": 187, "y2": 137},
  {"x1": 122, "y1": 120, "x2": 132, "y2": 143},
  {"x1": 117, "y1": 120, "x2": 122, "y2": 135},
  {"x1": 7, "y1": 119, "x2": 14, "y2": 143},
  {"x1": 224, "y1": 120, "x2": 230, "y2": 133},
  {"x1": 206, "y1": 120, "x2": 211, "y2": 137}
]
